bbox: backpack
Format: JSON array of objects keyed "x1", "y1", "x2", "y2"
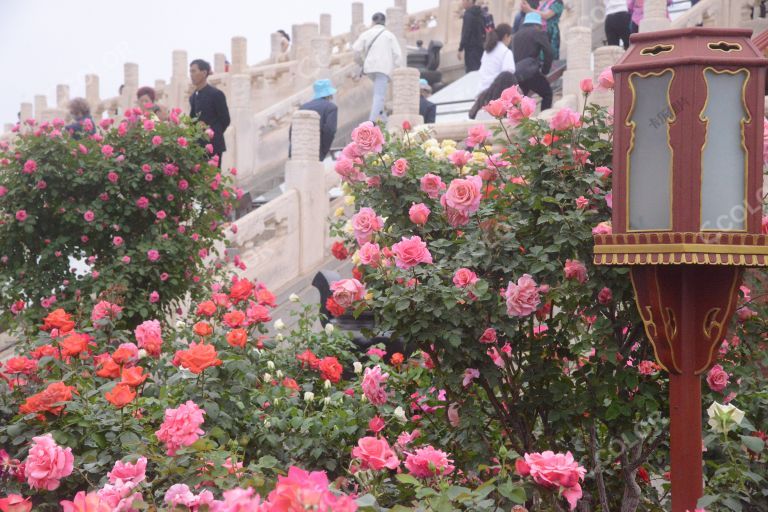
[{"x1": 482, "y1": 9, "x2": 495, "y2": 33}]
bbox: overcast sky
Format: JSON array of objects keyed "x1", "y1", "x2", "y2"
[{"x1": 0, "y1": 0, "x2": 438, "y2": 127}]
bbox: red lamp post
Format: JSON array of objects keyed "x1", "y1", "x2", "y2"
[{"x1": 594, "y1": 28, "x2": 767, "y2": 511}]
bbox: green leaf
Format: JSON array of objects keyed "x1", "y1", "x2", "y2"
[
  {"x1": 395, "y1": 473, "x2": 420, "y2": 486},
  {"x1": 740, "y1": 435, "x2": 765, "y2": 454}
]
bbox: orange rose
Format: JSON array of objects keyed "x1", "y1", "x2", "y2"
[
  {"x1": 226, "y1": 328, "x2": 248, "y2": 348},
  {"x1": 318, "y1": 356, "x2": 343, "y2": 383},
  {"x1": 255, "y1": 288, "x2": 276, "y2": 307},
  {"x1": 95, "y1": 355, "x2": 121, "y2": 379},
  {"x1": 229, "y1": 278, "x2": 255, "y2": 303},
  {"x1": 105, "y1": 383, "x2": 136, "y2": 408},
  {"x1": 19, "y1": 381, "x2": 76, "y2": 418},
  {"x1": 121, "y1": 366, "x2": 148, "y2": 387},
  {"x1": 178, "y1": 342, "x2": 222, "y2": 374},
  {"x1": 60, "y1": 332, "x2": 91, "y2": 358},
  {"x1": 193, "y1": 321, "x2": 213, "y2": 337},
  {"x1": 41, "y1": 308, "x2": 75, "y2": 333},
  {"x1": 196, "y1": 301, "x2": 217, "y2": 317},
  {"x1": 390, "y1": 353, "x2": 404, "y2": 366}
]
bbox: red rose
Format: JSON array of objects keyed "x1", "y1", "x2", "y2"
[
  {"x1": 318, "y1": 356, "x2": 343, "y2": 383},
  {"x1": 331, "y1": 241, "x2": 349, "y2": 260},
  {"x1": 229, "y1": 278, "x2": 255, "y2": 303},
  {"x1": 196, "y1": 301, "x2": 217, "y2": 317},
  {"x1": 105, "y1": 383, "x2": 136, "y2": 408},
  {"x1": 223, "y1": 311, "x2": 246, "y2": 328},
  {"x1": 41, "y1": 309, "x2": 75, "y2": 333},
  {"x1": 325, "y1": 297, "x2": 345, "y2": 317}
]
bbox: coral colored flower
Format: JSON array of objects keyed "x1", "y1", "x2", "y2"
[
  {"x1": 60, "y1": 332, "x2": 92, "y2": 358},
  {"x1": 391, "y1": 158, "x2": 409, "y2": 176},
  {"x1": 549, "y1": 108, "x2": 581, "y2": 131},
  {"x1": 351, "y1": 121, "x2": 384, "y2": 154},
  {"x1": 484, "y1": 98, "x2": 507, "y2": 117},
  {"x1": 580, "y1": 78, "x2": 594, "y2": 93},
  {"x1": 362, "y1": 365, "x2": 389, "y2": 405},
  {"x1": 452, "y1": 268, "x2": 478, "y2": 288},
  {"x1": 267, "y1": 466, "x2": 357, "y2": 512},
  {"x1": 391, "y1": 236, "x2": 433, "y2": 269},
  {"x1": 318, "y1": 356, "x2": 343, "y2": 383},
  {"x1": 352, "y1": 437, "x2": 400, "y2": 470},
  {"x1": 196, "y1": 301, "x2": 217, "y2": 316},
  {"x1": 247, "y1": 301, "x2": 272, "y2": 323},
  {"x1": 60, "y1": 491, "x2": 111, "y2": 512},
  {"x1": 91, "y1": 301, "x2": 122, "y2": 324},
  {"x1": 223, "y1": 310, "x2": 246, "y2": 328},
  {"x1": 112, "y1": 343, "x2": 139, "y2": 366},
  {"x1": 331, "y1": 278, "x2": 366, "y2": 309},
  {"x1": 518, "y1": 451, "x2": 586, "y2": 510},
  {"x1": 193, "y1": 321, "x2": 213, "y2": 337},
  {"x1": 121, "y1": 366, "x2": 148, "y2": 387},
  {"x1": 95, "y1": 355, "x2": 121, "y2": 379},
  {"x1": 444, "y1": 175, "x2": 482, "y2": 214},
  {"x1": 420, "y1": 173, "x2": 446, "y2": 199},
  {"x1": 19, "y1": 382, "x2": 75, "y2": 419},
  {"x1": 177, "y1": 342, "x2": 222, "y2": 374},
  {"x1": 3, "y1": 356, "x2": 38, "y2": 375},
  {"x1": 226, "y1": 328, "x2": 248, "y2": 348},
  {"x1": 229, "y1": 278, "x2": 255, "y2": 303},
  {"x1": 105, "y1": 383, "x2": 136, "y2": 408},
  {"x1": 134, "y1": 320, "x2": 162, "y2": 357},
  {"x1": 352, "y1": 207, "x2": 384, "y2": 245},
  {"x1": 409, "y1": 203, "x2": 431, "y2": 226},
  {"x1": 25, "y1": 434, "x2": 74, "y2": 490},
  {"x1": 564, "y1": 259, "x2": 588, "y2": 284},
  {"x1": 404, "y1": 446, "x2": 455, "y2": 478},
  {"x1": 505, "y1": 274, "x2": 541, "y2": 317},
  {"x1": 0, "y1": 494, "x2": 32, "y2": 512},
  {"x1": 706, "y1": 364, "x2": 730, "y2": 392},
  {"x1": 325, "y1": 297, "x2": 345, "y2": 317},
  {"x1": 155, "y1": 400, "x2": 206, "y2": 456}
]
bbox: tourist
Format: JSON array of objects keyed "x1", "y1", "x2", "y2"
[
  {"x1": 521, "y1": 0, "x2": 564, "y2": 60},
  {"x1": 136, "y1": 86, "x2": 167, "y2": 121},
  {"x1": 458, "y1": 0, "x2": 486, "y2": 73},
  {"x1": 352, "y1": 12, "x2": 403, "y2": 123},
  {"x1": 469, "y1": 71, "x2": 518, "y2": 119},
  {"x1": 604, "y1": 0, "x2": 631, "y2": 48},
  {"x1": 512, "y1": 12, "x2": 554, "y2": 110},
  {"x1": 628, "y1": 0, "x2": 673, "y2": 33},
  {"x1": 65, "y1": 98, "x2": 95, "y2": 138},
  {"x1": 513, "y1": 0, "x2": 538, "y2": 33},
  {"x1": 189, "y1": 58, "x2": 231, "y2": 167},
  {"x1": 419, "y1": 79, "x2": 437, "y2": 124},
  {"x1": 294, "y1": 79, "x2": 339, "y2": 161},
  {"x1": 277, "y1": 29, "x2": 291, "y2": 55},
  {"x1": 477, "y1": 23, "x2": 515, "y2": 94}
]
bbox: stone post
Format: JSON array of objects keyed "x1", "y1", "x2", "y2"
[
  {"x1": 320, "y1": 13, "x2": 332, "y2": 36},
  {"x1": 284, "y1": 110, "x2": 327, "y2": 273},
  {"x1": 561, "y1": 26, "x2": 593, "y2": 109},
  {"x1": 122, "y1": 63, "x2": 139, "y2": 110},
  {"x1": 351, "y1": 2, "x2": 365, "y2": 39},
  {"x1": 309, "y1": 35, "x2": 333, "y2": 80},
  {"x1": 214, "y1": 53, "x2": 226, "y2": 74},
  {"x1": 85, "y1": 74, "x2": 100, "y2": 111},
  {"x1": 20, "y1": 102, "x2": 33, "y2": 125},
  {"x1": 154, "y1": 79, "x2": 167, "y2": 104},
  {"x1": 387, "y1": 7, "x2": 407, "y2": 54},
  {"x1": 34, "y1": 95, "x2": 47, "y2": 122},
  {"x1": 56, "y1": 85, "x2": 70, "y2": 109},
  {"x1": 590, "y1": 46, "x2": 625, "y2": 108},
  {"x1": 231, "y1": 37, "x2": 247, "y2": 74},
  {"x1": 270, "y1": 33, "x2": 285, "y2": 62},
  {"x1": 388, "y1": 67, "x2": 423, "y2": 129},
  {"x1": 292, "y1": 23, "x2": 320, "y2": 85},
  {"x1": 222, "y1": 72, "x2": 251, "y2": 175},
  {"x1": 639, "y1": 0, "x2": 671, "y2": 32},
  {"x1": 169, "y1": 50, "x2": 189, "y2": 111}
]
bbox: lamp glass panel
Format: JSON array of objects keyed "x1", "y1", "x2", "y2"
[
  {"x1": 627, "y1": 72, "x2": 673, "y2": 231},
  {"x1": 700, "y1": 69, "x2": 748, "y2": 231}
]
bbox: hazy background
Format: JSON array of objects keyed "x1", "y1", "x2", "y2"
[{"x1": 0, "y1": 0, "x2": 438, "y2": 126}]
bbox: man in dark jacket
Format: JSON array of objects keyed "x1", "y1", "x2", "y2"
[
  {"x1": 419, "y1": 79, "x2": 436, "y2": 124},
  {"x1": 458, "y1": 0, "x2": 485, "y2": 73},
  {"x1": 512, "y1": 12, "x2": 554, "y2": 110},
  {"x1": 189, "y1": 59, "x2": 230, "y2": 167},
  {"x1": 295, "y1": 79, "x2": 339, "y2": 161}
]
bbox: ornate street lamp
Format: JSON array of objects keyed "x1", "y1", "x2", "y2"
[{"x1": 594, "y1": 28, "x2": 768, "y2": 511}]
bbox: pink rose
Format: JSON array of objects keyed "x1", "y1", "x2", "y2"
[
  {"x1": 462, "y1": 368, "x2": 480, "y2": 387},
  {"x1": 351, "y1": 207, "x2": 384, "y2": 245},
  {"x1": 592, "y1": 222, "x2": 612, "y2": 235},
  {"x1": 564, "y1": 259, "x2": 588, "y2": 284},
  {"x1": 15, "y1": 210, "x2": 27, "y2": 222},
  {"x1": 484, "y1": 99, "x2": 507, "y2": 118},
  {"x1": 107, "y1": 457, "x2": 147, "y2": 484},
  {"x1": 122, "y1": 256, "x2": 131, "y2": 264},
  {"x1": 508, "y1": 96, "x2": 537, "y2": 123},
  {"x1": 136, "y1": 197, "x2": 149, "y2": 209},
  {"x1": 0, "y1": 186, "x2": 7, "y2": 197},
  {"x1": 0, "y1": 494, "x2": 32, "y2": 512},
  {"x1": 595, "y1": 166, "x2": 612, "y2": 179},
  {"x1": 549, "y1": 108, "x2": 581, "y2": 131},
  {"x1": 149, "y1": 291, "x2": 160, "y2": 303},
  {"x1": 465, "y1": 124, "x2": 492, "y2": 148},
  {"x1": 505, "y1": 274, "x2": 541, "y2": 317},
  {"x1": 147, "y1": 249, "x2": 160, "y2": 262},
  {"x1": 500, "y1": 85, "x2": 523, "y2": 107},
  {"x1": 409, "y1": 203, "x2": 431, "y2": 225},
  {"x1": 391, "y1": 158, "x2": 409, "y2": 177},
  {"x1": 580, "y1": 78, "x2": 594, "y2": 93},
  {"x1": 330, "y1": 278, "x2": 366, "y2": 309},
  {"x1": 83, "y1": 210, "x2": 95, "y2": 222},
  {"x1": 420, "y1": 173, "x2": 446, "y2": 199},
  {"x1": 598, "y1": 67, "x2": 614, "y2": 90},
  {"x1": 155, "y1": 400, "x2": 206, "y2": 456},
  {"x1": 23, "y1": 159, "x2": 37, "y2": 174},
  {"x1": 452, "y1": 268, "x2": 478, "y2": 288},
  {"x1": 605, "y1": 192, "x2": 613, "y2": 209},
  {"x1": 444, "y1": 175, "x2": 482, "y2": 214},
  {"x1": 362, "y1": 365, "x2": 389, "y2": 405},
  {"x1": 404, "y1": 446, "x2": 455, "y2": 478},
  {"x1": 164, "y1": 484, "x2": 196, "y2": 508},
  {"x1": 391, "y1": 235, "x2": 433, "y2": 269},
  {"x1": 101, "y1": 145, "x2": 114, "y2": 157},
  {"x1": 135, "y1": 319, "x2": 162, "y2": 357},
  {"x1": 351, "y1": 437, "x2": 400, "y2": 470},
  {"x1": 706, "y1": 364, "x2": 730, "y2": 392},
  {"x1": 177, "y1": 137, "x2": 188, "y2": 147},
  {"x1": 521, "y1": 451, "x2": 586, "y2": 510},
  {"x1": 25, "y1": 434, "x2": 74, "y2": 490},
  {"x1": 597, "y1": 287, "x2": 612, "y2": 305},
  {"x1": 351, "y1": 121, "x2": 384, "y2": 154},
  {"x1": 107, "y1": 171, "x2": 119, "y2": 183},
  {"x1": 358, "y1": 242, "x2": 381, "y2": 267},
  {"x1": 575, "y1": 196, "x2": 588, "y2": 209},
  {"x1": 60, "y1": 491, "x2": 111, "y2": 512},
  {"x1": 479, "y1": 327, "x2": 497, "y2": 344}
]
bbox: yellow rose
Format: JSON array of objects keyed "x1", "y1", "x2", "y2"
[
  {"x1": 472, "y1": 151, "x2": 486, "y2": 164},
  {"x1": 344, "y1": 195, "x2": 356, "y2": 206},
  {"x1": 351, "y1": 251, "x2": 361, "y2": 265},
  {"x1": 334, "y1": 207, "x2": 345, "y2": 217}
]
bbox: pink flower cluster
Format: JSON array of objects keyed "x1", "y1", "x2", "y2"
[
  {"x1": 516, "y1": 450, "x2": 586, "y2": 510},
  {"x1": 155, "y1": 400, "x2": 206, "y2": 455},
  {"x1": 404, "y1": 446, "x2": 455, "y2": 478},
  {"x1": 134, "y1": 319, "x2": 163, "y2": 357},
  {"x1": 362, "y1": 365, "x2": 389, "y2": 405},
  {"x1": 351, "y1": 437, "x2": 399, "y2": 470}
]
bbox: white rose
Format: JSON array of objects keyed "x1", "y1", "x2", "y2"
[
  {"x1": 324, "y1": 379, "x2": 331, "y2": 389},
  {"x1": 353, "y1": 362, "x2": 363, "y2": 374},
  {"x1": 267, "y1": 361, "x2": 275, "y2": 370},
  {"x1": 323, "y1": 397, "x2": 331, "y2": 405},
  {"x1": 707, "y1": 401, "x2": 745, "y2": 434},
  {"x1": 263, "y1": 373, "x2": 272, "y2": 383},
  {"x1": 304, "y1": 391, "x2": 315, "y2": 402},
  {"x1": 393, "y1": 406, "x2": 407, "y2": 422},
  {"x1": 276, "y1": 369, "x2": 284, "y2": 379},
  {"x1": 325, "y1": 323, "x2": 335, "y2": 335},
  {"x1": 289, "y1": 293, "x2": 300, "y2": 302},
  {"x1": 274, "y1": 319, "x2": 285, "y2": 330}
]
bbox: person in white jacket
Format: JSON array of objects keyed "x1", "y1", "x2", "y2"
[
  {"x1": 352, "y1": 12, "x2": 404, "y2": 122},
  {"x1": 477, "y1": 23, "x2": 515, "y2": 94}
]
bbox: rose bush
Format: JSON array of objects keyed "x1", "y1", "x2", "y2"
[{"x1": 0, "y1": 109, "x2": 237, "y2": 328}]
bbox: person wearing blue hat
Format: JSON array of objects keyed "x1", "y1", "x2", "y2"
[
  {"x1": 291, "y1": 79, "x2": 339, "y2": 161},
  {"x1": 511, "y1": 11, "x2": 554, "y2": 110},
  {"x1": 419, "y1": 79, "x2": 436, "y2": 124}
]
